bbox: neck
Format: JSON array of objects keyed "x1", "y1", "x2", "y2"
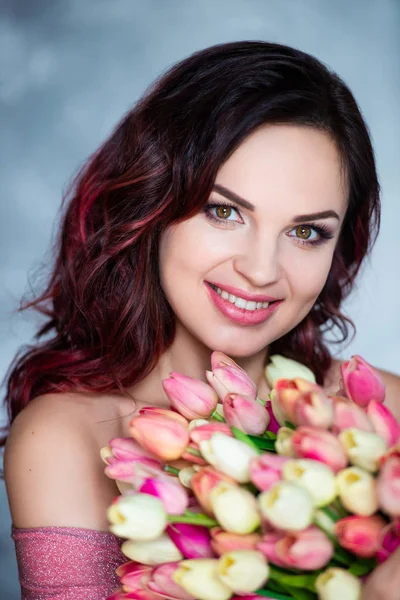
[{"x1": 127, "y1": 321, "x2": 270, "y2": 409}]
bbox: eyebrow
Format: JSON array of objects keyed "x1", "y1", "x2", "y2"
[{"x1": 212, "y1": 184, "x2": 340, "y2": 222}]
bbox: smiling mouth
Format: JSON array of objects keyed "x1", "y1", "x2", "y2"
[{"x1": 208, "y1": 283, "x2": 278, "y2": 312}]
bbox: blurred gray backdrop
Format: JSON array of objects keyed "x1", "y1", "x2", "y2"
[{"x1": 0, "y1": 0, "x2": 399, "y2": 596}]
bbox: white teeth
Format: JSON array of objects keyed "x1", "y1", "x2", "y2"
[{"x1": 214, "y1": 286, "x2": 270, "y2": 311}]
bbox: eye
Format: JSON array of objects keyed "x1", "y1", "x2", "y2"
[
  {"x1": 203, "y1": 202, "x2": 243, "y2": 224},
  {"x1": 287, "y1": 223, "x2": 334, "y2": 247}
]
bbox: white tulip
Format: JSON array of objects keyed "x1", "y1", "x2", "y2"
[
  {"x1": 259, "y1": 481, "x2": 314, "y2": 531},
  {"x1": 315, "y1": 568, "x2": 361, "y2": 600},
  {"x1": 265, "y1": 355, "x2": 316, "y2": 387},
  {"x1": 107, "y1": 493, "x2": 167, "y2": 540},
  {"x1": 188, "y1": 418, "x2": 210, "y2": 431},
  {"x1": 173, "y1": 559, "x2": 232, "y2": 600},
  {"x1": 336, "y1": 466, "x2": 378, "y2": 516},
  {"x1": 339, "y1": 428, "x2": 387, "y2": 472},
  {"x1": 210, "y1": 482, "x2": 261, "y2": 534},
  {"x1": 199, "y1": 433, "x2": 259, "y2": 483},
  {"x1": 122, "y1": 533, "x2": 182, "y2": 565},
  {"x1": 178, "y1": 465, "x2": 200, "y2": 488},
  {"x1": 275, "y1": 427, "x2": 295, "y2": 457},
  {"x1": 282, "y1": 459, "x2": 337, "y2": 507},
  {"x1": 217, "y1": 550, "x2": 269, "y2": 593}
]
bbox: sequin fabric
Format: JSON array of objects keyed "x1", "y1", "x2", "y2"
[{"x1": 11, "y1": 524, "x2": 127, "y2": 599}]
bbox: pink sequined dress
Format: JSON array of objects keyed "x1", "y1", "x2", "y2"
[{"x1": 11, "y1": 524, "x2": 127, "y2": 600}]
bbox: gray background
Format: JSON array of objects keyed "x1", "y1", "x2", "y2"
[{"x1": 0, "y1": 0, "x2": 399, "y2": 595}]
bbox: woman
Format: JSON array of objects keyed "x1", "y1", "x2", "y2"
[{"x1": 2, "y1": 41, "x2": 400, "y2": 599}]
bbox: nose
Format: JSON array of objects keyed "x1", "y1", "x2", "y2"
[{"x1": 233, "y1": 234, "x2": 281, "y2": 288}]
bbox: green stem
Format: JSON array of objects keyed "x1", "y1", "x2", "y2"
[
  {"x1": 164, "y1": 465, "x2": 180, "y2": 475},
  {"x1": 168, "y1": 511, "x2": 218, "y2": 528},
  {"x1": 232, "y1": 427, "x2": 262, "y2": 454},
  {"x1": 256, "y1": 591, "x2": 294, "y2": 600},
  {"x1": 211, "y1": 410, "x2": 225, "y2": 422},
  {"x1": 248, "y1": 435, "x2": 277, "y2": 451},
  {"x1": 185, "y1": 447, "x2": 202, "y2": 457},
  {"x1": 320, "y1": 506, "x2": 340, "y2": 523}
]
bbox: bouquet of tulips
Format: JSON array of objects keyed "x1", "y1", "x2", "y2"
[{"x1": 101, "y1": 352, "x2": 400, "y2": 600}]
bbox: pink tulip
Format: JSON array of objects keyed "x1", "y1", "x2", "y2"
[
  {"x1": 331, "y1": 396, "x2": 374, "y2": 434},
  {"x1": 166, "y1": 523, "x2": 215, "y2": 559},
  {"x1": 376, "y1": 454, "x2": 400, "y2": 517},
  {"x1": 162, "y1": 373, "x2": 219, "y2": 420},
  {"x1": 102, "y1": 438, "x2": 162, "y2": 482},
  {"x1": 275, "y1": 379, "x2": 333, "y2": 428},
  {"x1": 129, "y1": 412, "x2": 189, "y2": 461},
  {"x1": 210, "y1": 527, "x2": 262, "y2": 556},
  {"x1": 191, "y1": 466, "x2": 235, "y2": 514},
  {"x1": 340, "y1": 355, "x2": 386, "y2": 407},
  {"x1": 367, "y1": 400, "x2": 400, "y2": 448},
  {"x1": 334, "y1": 515, "x2": 387, "y2": 558},
  {"x1": 210, "y1": 350, "x2": 238, "y2": 371},
  {"x1": 249, "y1": 454, "x2": 288, "y2": 491},
  {"x1": 116, "y1": 562, "x2": 152, "y2": 591},
  {"x1": 107, "y1": 589, "x2": 156, "y2": 600},
  {"x1": 258, "y1": 526, "x2": 334, "y2": 570},
  {"x1": 190, "y1": 422, "x2": 233, "y2": 444},
  {"x1": 291, "y1": 427, "x2": 348, "y2": 472},
  {"x1": 139, "y1": 477, "x2": 189, "y2": 515},
  {"x1": 147, "y1": 563, "x2": 194, "y2": 600},
  {"x1": 377, "y1": 519, "x2": 400, "y2": 563},
  {"x1": 181, "y1": 442, "x2": 208, "y2": 466},
  {"x1": 206, "y1": 364, "x2": 257, "y2": 402},
  {"x1": 139, "y1": 406, "x2": 189, "y2": 426},
  {"x1": 223, "y1": 394, "x2": 270, "y2": 435}
]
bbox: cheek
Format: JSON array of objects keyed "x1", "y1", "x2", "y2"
[{"x1": 287, "y1": 248, "x2": 334, "y2": 300}]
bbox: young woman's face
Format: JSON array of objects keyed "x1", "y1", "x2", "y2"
[{"x1": 159, "y1": 124, "x2": 348, "y2": 358}]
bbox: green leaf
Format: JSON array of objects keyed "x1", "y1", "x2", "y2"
[
  {"x1": 248, "y1": 434, "x2": 277, "y2": 451},
  {"x1": 256, "y1": 590, "x2": 295, "y2": 599},
  {"x1": 284, "y1": 421, "x2": 296, "y2": 430},
  {"x1": 281, "y1": 586, "x2": 317, "y2": 600},
  {"x1": 231, "y1": 427, "x2": 262, "y2": 454},
  {"x1": 269, "y1": 566, "x2": 317, "y2": 592},
  {"x1": 167, "y1": 511, "x2": 218, "y2": 528},
  {"x1": 348, "y1": 558, "x2": 377, "y2": 576}
]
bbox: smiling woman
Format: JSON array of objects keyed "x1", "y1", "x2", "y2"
[{"x1": 2, "y1": 40, "x2": 399, "y2": 600}]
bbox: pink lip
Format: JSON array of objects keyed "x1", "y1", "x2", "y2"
[
  {"x1": 206, "y1": 281, "x2": 279, "y2": 303},
  {"x1": 205, "y1": 282, "x2": 282, "y2": 326}
]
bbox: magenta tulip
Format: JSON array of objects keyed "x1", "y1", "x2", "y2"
[
  {"x1": 367, "y1": 399, "x2": 400, "y2": 448},
  {"x1": 265, "y1": 400, "x2": 281, "y2": 434},
  {"x1": 291, "y1": 427, "x2": 348, "y2": 472},
  {"x1": 223, "y1": 394, "x2": 270, "y2": 435},
  {"x1": 377, "y1": 519, "x2": 400, "y2": 563},
  {"x1": 162, "y1": 373, "x2": 219, "y2": 420},
  {"x1": 334, "y1": 515, "x2": 387, "y2": 558},
  {"x1": 249, "y1": 454, "x2": 288, "y2": 492},
  {"x1": 340, "y1": 355, "x2": 386, "y2": 407},
  {"x1": 166, "y1": 523, "x2": 215, "y2": 559},
  {"x1": 139, "y1": 476, "x2": 189, "y2": 515}
]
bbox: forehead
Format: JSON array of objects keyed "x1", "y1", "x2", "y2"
[{"x1": 216, "y1": 124, "x2": 348, "y2": 218}]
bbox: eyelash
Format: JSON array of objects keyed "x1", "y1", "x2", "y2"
[{"x1": 203, "y1": 202, "x2": 335, "y2": 247}]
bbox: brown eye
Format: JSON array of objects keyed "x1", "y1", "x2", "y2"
[
  {"x1": 295, "y1": 225, "x2": 312, "y2": 239},
  {"x1": 215, "y1": 206, "x2": 232, "y2": 219}
]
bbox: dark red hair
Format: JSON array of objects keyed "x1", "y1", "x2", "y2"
[{"x1": 1, "y1": 41, "x2": 380, "y2": 460}]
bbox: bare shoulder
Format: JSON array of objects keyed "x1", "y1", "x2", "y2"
[
  {"x1": 4, "y1": 391, "x2": 123, "y2": 530},
  {"x1": 324, "y1": 357, "x2": 400, "y2": 421}
]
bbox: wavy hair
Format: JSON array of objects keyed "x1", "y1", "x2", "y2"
[{"x1": 1, "y1": 41, "x2": 380, "y2": 456}]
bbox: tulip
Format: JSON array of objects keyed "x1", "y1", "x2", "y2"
[
  {"x1": 340, "y1": 355, "x2": 385, "y2": 407},
  {"x1": 265, "y1": 399, "x2": 281, "y2": 434},
  {"x1": 199, "y1": 433, "x2": 259, "y2": 483},
  {"x1": 100, "y1": 438, "x2": 162, "y2": 483},
  {"x1": 210, "y1": 350, "x2": 239, "y2": 370},
  {"x1": 273, "y1": 379, "x2": 299, "y2": 423},
  {"x1": 167, "y1": 523, "x2": 215, "y2": 559},
  {"x1": 259, "y1": 482, "x2": 315, "y2": 532},
  {"x1": 173, "y1": 559, "x2": 232, "y2": 600},
  {"x1": 249, "y1": 454, "x2": 288, "y2": 492},
  {"x1": 291, "y1": 427, "x2": 348, "y2": 473},
  {"x1": 129, "y1": 412, "x2": 189, "y2": 461},
  {"x1": 121, "y1": 534, "x2": 183, "y2": 565},
  {"x1": 139, "y1": 476, "x2": 189, "y2": 515},
  {"x1": 336, "y1": 466, "x2": 378, "y2": 516},
  {"x1": 217, "y1": 550, "x2": 269, "y2": 594},
  {"x1": 331, "y1": 396, "x2": 374, "y2": 434},
  {"x1": 223, "y1": 394, "x2": 270, "y2": 435},
  {"x1": 315, "y1": 567, "x2": 361, "y2": 600},
  {"x1": 376, "y1": 454, "x2": 400, "y2": 517},
  {"x1": 377, "y1": 519, "x2": 400, "y2": 563},
  {"x1": 210, "y1": 528, "x2": 262, "y2": 556},
  {"x1": 139, "y1": 406, "x2": 189, "y2": 426},
  {"x1": 148, "y1": 563, "x2": 194, "y2": 600},
  {"x1": 162, "y1": 373, "x2": 219, "y2": 420},
  {"x1": 274, "y1": 378, "x2": 333, "y2": 429},
  {"x1": 275, "y1": 427, "x2": 295, "y2": 457},
  {"x1": 179, "y1": 466, "x2": 200, "y2": 488},
  {"x1": 182, "y1": 442, "x2": 208, "y2": 466},
  {"x1": 282, "y1": 459, "x2": 337, "y2": 507},
  {"x1": 270, "y1": 389, "x2": 286, "y2": 427},
  {"x1": 191, "y1": 466, "x2": 236, "y2": 515},
  {"x1": 258, "y1": 526, "x2": 333, "y2": 570},
  {"x1": 107, "y1": 588, "x2": 158, "y2": 600},
  {"x1": 190, "y1": 423, "x2": 233, "y2": 445},
  {"x1": 339, "y1": 428, "x2": 387, "y2": 472},
  {"x1": 116, "y1": 562, "x2": 152, "y2": 592},
  {"x1": 107, "y1": 493, "x2": 167, "y2": 541},
  {"x1": 265, "y1": 354, "x2": 316, "y2": 388},
  {"x1": 334, "y1": 515, "x2": 387, "y2": 558},
  {"x1": 210, "y1": 482, "x2": 261, "y2": 534},
  {"x1": 206, "y1": 364, "x2": 257, "y2": 402},
  {"x1": 367, "y1": 399, "x2": 400, "y2": 448}
]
